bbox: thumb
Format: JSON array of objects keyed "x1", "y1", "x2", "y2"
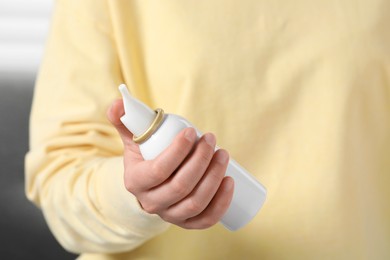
[{"x1": 107, "y1": 99, "x2": 134, "y2": 147}]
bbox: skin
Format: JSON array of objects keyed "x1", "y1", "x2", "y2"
[{"x1": 107, "y1": 99, "x2": 235, "y2": 229}]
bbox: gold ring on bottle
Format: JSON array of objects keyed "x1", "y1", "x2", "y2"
[{"x1": 132, "y1": 108, "x2": 165, "y2": 144}]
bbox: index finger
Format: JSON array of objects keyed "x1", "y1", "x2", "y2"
[{"x1": 133, "y1": 127, "x2": 198, "y2": 189}]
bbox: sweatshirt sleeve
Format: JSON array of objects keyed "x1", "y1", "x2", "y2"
[{"x1": 25, "y1": 0, "x2": 169, "y2": 254}]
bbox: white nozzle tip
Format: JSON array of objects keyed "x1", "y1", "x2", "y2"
[
  {"x1": 117, "y1": 83, "x2": 156, "y2": 137},
  {"x1": 119, "y1": 84, "x2": 129, "y2": 94}
]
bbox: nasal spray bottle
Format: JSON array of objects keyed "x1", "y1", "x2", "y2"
[{"x1": 119, "y1": 84, "x2": 266, "y2": 231}]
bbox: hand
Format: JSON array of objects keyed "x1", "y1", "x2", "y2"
[{"x1": 107, "y1": 99, "x2": 234, "y2": 229}]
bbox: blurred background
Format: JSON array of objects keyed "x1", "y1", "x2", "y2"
[
  {"x1": 0, "y1": 0, "x2": 77, "y2": 258},
  {"x1": 0, "y1": 0, "x2": 51, "y2": 75}
]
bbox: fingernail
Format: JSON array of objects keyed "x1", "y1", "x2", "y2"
[
  {"x1": 204, "y1": 133, "x2": 216, "y2": 147},
  {"x1": 217, "y1": 149, "x2": 229, "y2": 164},
  {"x1": 185, "y1": 128, "x2": 196, "y2": 142}
]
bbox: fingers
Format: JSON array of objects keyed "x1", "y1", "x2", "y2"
[
  {"x1": 108, "y1": 99, "x2": 234, "y2": 229},
  {"x1": 147, "y1": 128, "x2": 197, "y2": 186},
  {"x1": 127, "y1": 127, "x2": 198, "y2": 193},
  {"x1": 160, "y1": 149, "x2": 231, "y2": 223},
  {"x1": 141, "y1": 133, "x2": 217, "y2": 210},
  {"x1": 183, "y1": 176, "x2": 234, "y2": 229}
]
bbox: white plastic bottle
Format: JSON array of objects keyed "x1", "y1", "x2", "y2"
[{"x1": 119, "y1": 84, "x2": 267, "y2": 231}]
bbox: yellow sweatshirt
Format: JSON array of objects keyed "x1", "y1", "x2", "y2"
[{"x1": 26, "y1": 0, "x2": 390, "y2": 259}]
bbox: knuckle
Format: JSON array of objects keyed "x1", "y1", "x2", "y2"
[
  {"x1": 122, "y1": 138, "x2": 133, "y2": 148},
  {"x1": 159, "y1": 212, "x2": 171, "y2": 222},
  {"x1": 150, "y1": 162, "x2": 168, "y2": 183},
  {"x1": 187, "y1": 198, "x2": 204, "y2": 215},
  {"x1": 142, "y1": 202, "x2": 160, "y2": 215},
  {"x1": 123, "y1": 167, "x2": 140, "y2": 193},
  {"x1": 151, "y1": 161, "x2": 163, "y2": 174},
  {"x1": 160, "y1": 212, "x2": 179, "y2": 225},
  {"x1": 200, "y1": 216, "x2": 218, "y2": 229},
  {"x1": 198, "y1": 149, "x2": 213, "y2": 164},
  {"x1": 171, "y1": 179, "x2": 190, "y2": 198},
  {"x1": 208, "y1": 169, "x2": 224, "y2": 184},
  {"x1": 205, "y1": 169, "x2": 225, "y2": 187},
  {"x1": 180, "y1": 222, "x2": 195, "y2": 230},
  {"x1": 124, "y1": 181, "x2": 134, "y2": 193}
]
